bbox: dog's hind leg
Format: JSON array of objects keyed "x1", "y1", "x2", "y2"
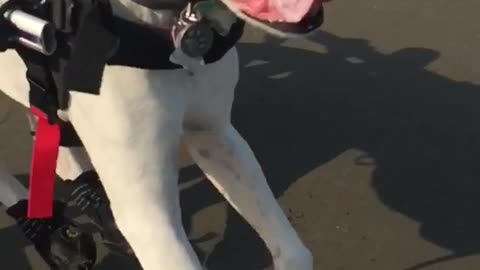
[
  {"x1": 0, "y1": 162, "x2": 28, "y2": 207},
  {"x1": 183, "y1": 48, "x2": 313, "y2": 270},
  {"x1": 0, "y1": 51, "x2": 30, "y2": 107},
  {"x1": 66, "y1": 66, "x2": 203, "y2": 270},
  {"x1": 0, "y1": 51, "x2": 31, "y2": 207}
]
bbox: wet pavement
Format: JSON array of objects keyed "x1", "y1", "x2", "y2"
[{"x1": 1, "y1": 0, "x2": 480, "y2": 269}]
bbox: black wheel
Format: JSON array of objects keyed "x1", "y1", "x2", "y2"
[{"x1": 49, "y1": 223, "x2": 97, "y2": 270}]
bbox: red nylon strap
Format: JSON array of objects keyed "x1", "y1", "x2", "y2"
[{"x1": 27, "y1": 107, "x2": 60, "y2": 219}]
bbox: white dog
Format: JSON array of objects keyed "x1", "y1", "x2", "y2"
[{"x1": 0, "y1": 0, "x2": 326, "y2": 269}]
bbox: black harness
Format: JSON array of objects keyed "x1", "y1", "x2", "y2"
[{"x1": 0, "y1": 0, "x2": 245, "y2": 147}]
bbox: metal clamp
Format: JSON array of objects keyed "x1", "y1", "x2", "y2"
[
  {"x1": 1, "y1": 0, "x2": 57, "y2": 55},
  {"x1": 171, "y1": 2, "x2": 213, "y2": 58}
]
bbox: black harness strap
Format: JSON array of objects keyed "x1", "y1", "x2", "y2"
[
  {"x1": 18, "y1": 46, "x2": 84, "y2": 146},
  {"x1": 15, "y1": 47, "x2": 59, "y2": 124},
  {"x1": 61, "y1": 0, "x2": 118, "y2": 97}
]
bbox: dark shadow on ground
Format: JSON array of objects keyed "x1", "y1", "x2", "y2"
[
  {"x1": 0, "y1": 224, "x2": 35, "y2": 270},
  {"x1": 201, "y1": 31, "x2": 480, "y2": 270},
  {"x1": 2, "y1": 30, "x2": 480, "y2": 270}
]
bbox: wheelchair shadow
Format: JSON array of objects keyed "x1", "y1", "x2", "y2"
[
  {"x1": 181, "y1": 31, "x2": 480, "y2": 270},
  {"x1": 1, "y1": 30, "x2": 480, "y2": 270}
]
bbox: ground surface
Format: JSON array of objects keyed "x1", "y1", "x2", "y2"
[{"x1": 1, "y1": 0, "x2": 480, "y2": 269}]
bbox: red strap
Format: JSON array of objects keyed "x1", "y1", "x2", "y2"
[{"x1": 27, "y1": 107, "x2": 60, "y2": 219}]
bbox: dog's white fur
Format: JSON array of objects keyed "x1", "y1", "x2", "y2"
[{"x1": 0, "y1": 0, "x2": 313, "y2": 269}]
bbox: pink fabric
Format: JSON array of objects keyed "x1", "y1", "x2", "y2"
[{"x1": 230, "y1": 0, "x2": 320, "y2": 23}]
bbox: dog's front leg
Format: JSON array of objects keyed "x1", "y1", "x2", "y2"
[
  {"x1": 184, "y1": 125, "x2": 313, "y2": 270},
  {"x1": 66, "y1": 67, "x2": 203, "y2": 270}
]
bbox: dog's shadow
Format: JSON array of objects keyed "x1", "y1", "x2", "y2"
[
  {"x1": 2, "y1": 30, "x2": 480, "y2": 270},
  {"x1": 181, "y1": 31, "x2": 480, "y2": 270}
]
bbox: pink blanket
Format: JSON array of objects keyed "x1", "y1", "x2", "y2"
[{"x1": 230, "y1": 0, "x2": 324, "y2": 23}]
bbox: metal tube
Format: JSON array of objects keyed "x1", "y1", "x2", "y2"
[{"x1": 2, "y1": 6, "x2": 57, "y2": 55}]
